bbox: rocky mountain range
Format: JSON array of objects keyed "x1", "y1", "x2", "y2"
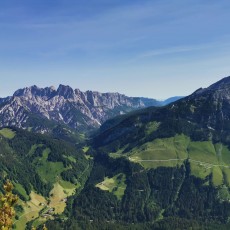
[{"x1": 0, "y1": 84, "x2": 182, "y2": 133}]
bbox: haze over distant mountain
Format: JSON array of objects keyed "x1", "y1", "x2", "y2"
[
  {"x1": 160, "y1": 96, "x2": 184, "y2": 106},
  {"x1": 0, "y1": 84, "x2": 181, "y2": 134}
]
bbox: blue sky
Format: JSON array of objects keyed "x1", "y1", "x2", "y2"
[{"x1": 0, "y1": 0, "x2": 230, "y2": 99}]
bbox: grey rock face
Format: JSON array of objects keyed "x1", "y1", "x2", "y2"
[{"x1": 0, "y1": 85, "x2": 163, "y2": 133}]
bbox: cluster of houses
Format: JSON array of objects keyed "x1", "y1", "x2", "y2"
[{"x1": 39, "y1": 198, "x2": 67, "y2": 218}]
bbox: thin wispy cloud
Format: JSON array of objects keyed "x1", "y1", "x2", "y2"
[
  {"x1": 135, "y1": 41, "x2": 230, "y2": 60},
  {"x1": 138, "y1": 46, "x2": 201, "y2": 59}
]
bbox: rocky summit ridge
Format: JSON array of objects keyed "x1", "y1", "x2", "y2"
[{"x1": 0, "y1": 84, "x2": 179, "y2": 133}]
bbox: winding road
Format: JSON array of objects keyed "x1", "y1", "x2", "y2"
[{"x1": 129, "y1": 157, "x2": 230, "y2": 168}]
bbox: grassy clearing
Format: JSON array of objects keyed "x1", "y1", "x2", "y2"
[
  {"x1": 174, "y1": 135, "x2": 190, "y2": 159},
  {"x1": 188, "y1": 141, "x2": 218, "y2": 164},
  {"x1": 59, "y1": 179, "x2": 77, "y2": 191},
  {"x1": 82, "y1": 146, "x2": 89, "y2": 153},
  {"x1": 212, "y1": 167, "x2": 223, "y2": 186},
  {"x1": 84, "y1": 154, "x2": 94, "y2": 160},
  {"x1": 0, "y1": 128, "x2": 16, "y2": 139},
  {"x1": 190, "y1": 162, "x2": 212, "y2": 179},
  {"x1": 109, "y1": 145, "x2": 129, "y2": 159},
  {"x1": 145, "y1": 121, "x2": 160, "y2": 135},
  {"x1": 63, "y1": 155, "x2": 76, "y2": 163},
  {"x1": 118, "y1": 134, "x2": 230, "y2": 186},
  {"x1": 49, "y1": 182, "x2": 75, "y2": 214},
  {"x1": 138, "y1": 138, "x2": 178, "y2": 159},
  {"x1": 30, "y1": 191, "x2": 47, "y2": 207},
  {"x1": 139, "y1": 160, "x2": 183, "y2": 169},
  {"x1": 96, "y1": 173, "x2": 127, "y2": 200},
  {"x1": 49, "y1": 183, "x2": 68, "y2": 214},
  {"x1": 127, "y1": 135, "x2": 189, "y2": 168},
  {"x1": 109, "y1": 152, "x2": 125, "y2": 159},
  {"x1": 188, "y1": 142, "x2": 230, "y2": 186},
  {"x1": 14, "y1": 192, "x2": 47, "y2": 230},
  {"x1": 219, "y1": 145, "x2": 230, "y2": 165},
  {"x1": 223, "y1": 168, "x2": 230, "y2": 186},
  {"x1": 37, "y1": 161, "x2": 65, "y2": 184},
  {"x1": 15, "y1": 180, "x2": 77, "y2": 229},
  {"x1": 28, "y1": 144, "x2": 44, "y2": 156},
  {"x1": 14, "y1": 183, "x2": 30, "y2": 201},
  {"x1": 35, "y1": 148, "x2": 67, "y2": 184}
]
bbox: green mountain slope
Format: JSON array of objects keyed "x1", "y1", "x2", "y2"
[{"x1": 0, "y1": 127, "x2": 92, "y2": 229}]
